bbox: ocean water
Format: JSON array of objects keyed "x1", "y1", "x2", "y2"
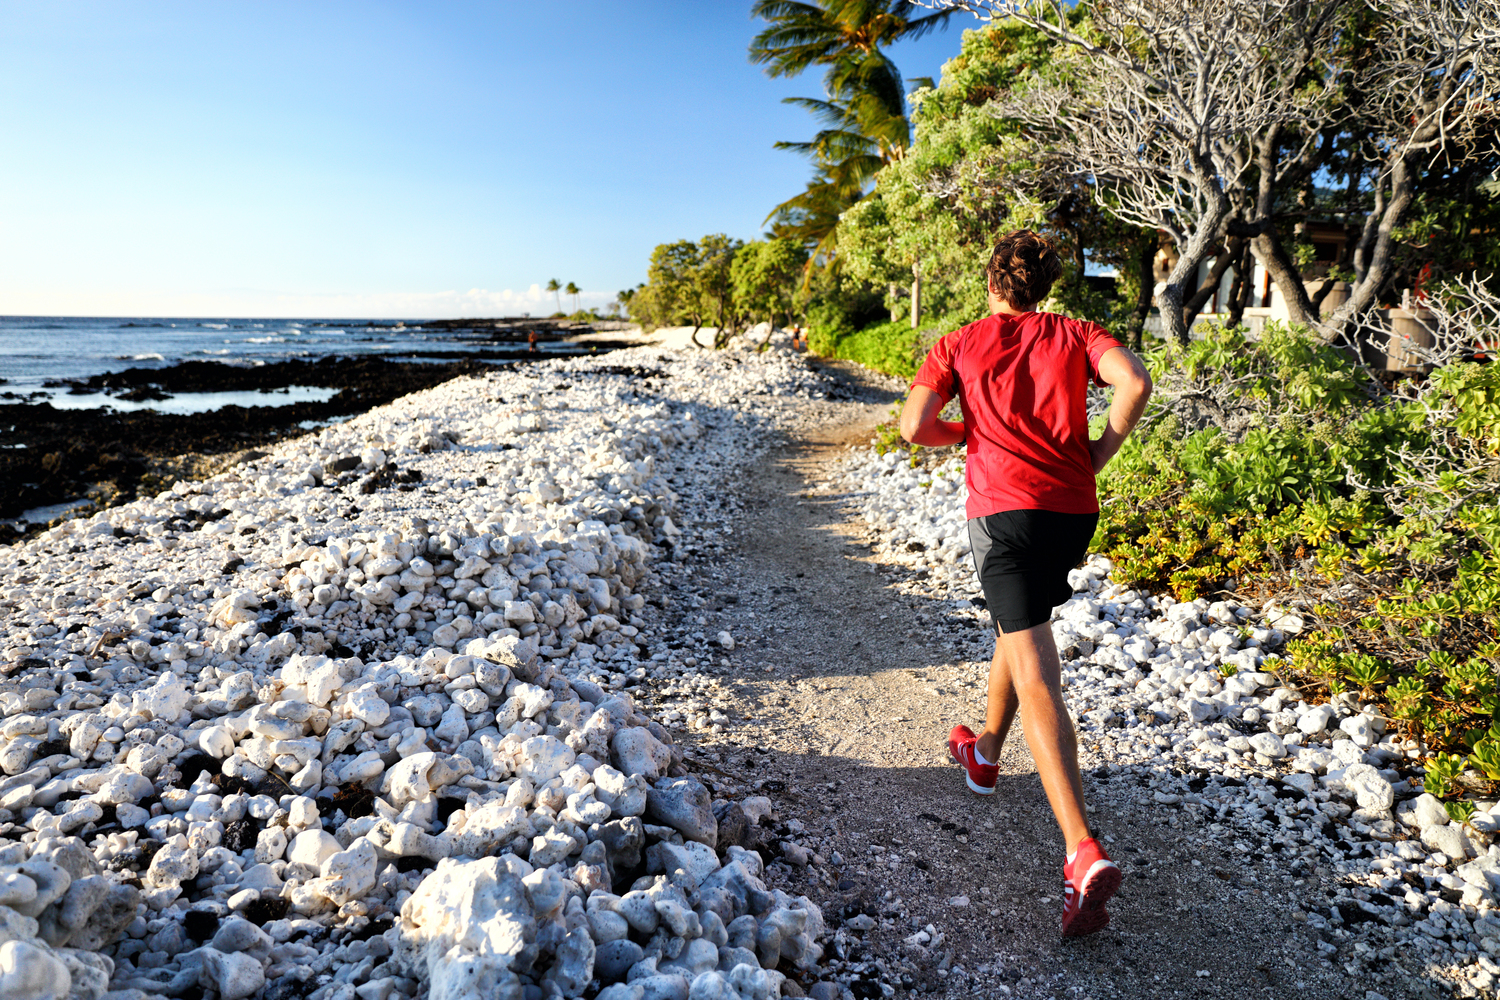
[{"x1": 0, "y1": 315, "x2": 586, "y2": 411}]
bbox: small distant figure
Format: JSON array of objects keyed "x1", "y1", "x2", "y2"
[
  {"x1": 527, "y1": 330, "x2": 538, "y2": 354},
  {"x1": 791, "y1": 324, "x2": 804, "y2": 352}
]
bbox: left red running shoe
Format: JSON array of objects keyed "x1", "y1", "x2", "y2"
[
  {"x1": 947, "y1": 724, "x2": 998, "y2": 795},
  {"x1": 1061, "y1": 837, "x2": 1122, "y2": 937}
]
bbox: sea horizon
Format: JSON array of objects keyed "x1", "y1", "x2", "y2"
[{"x1": 0, "y1": 314, "x2": 607, "y2": 408}]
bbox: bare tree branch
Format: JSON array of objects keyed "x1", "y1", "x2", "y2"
[{"x1": 916, "y1": 0, "x2": 1499, "y2": 345}]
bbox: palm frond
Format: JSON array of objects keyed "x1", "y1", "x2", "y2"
[
  {"x1": 900, "y1": 7, "x2": 966, "y2": 42},
  {"x1": 780, "y1": 95, "x2": 859, "y2": 128}
]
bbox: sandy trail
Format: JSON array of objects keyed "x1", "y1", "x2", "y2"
[{"x1": 672, "y1": 368, "x2": 1393, "y2": 999}]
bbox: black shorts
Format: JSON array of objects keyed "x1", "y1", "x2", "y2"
[{"x1": 967, "y1": 510, "x2": 1098, "y2": 634}]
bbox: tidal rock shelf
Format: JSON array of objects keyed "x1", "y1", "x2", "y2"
[
  {"x1": 835, "y1": 447, "x2": 1500, "y2": 996},
  {"x1": 0, "y1": 356, "x2": 514, "y2": 537},
  {"x1": 0, "y1": 343, "x2": 837, "y2": 1000}
]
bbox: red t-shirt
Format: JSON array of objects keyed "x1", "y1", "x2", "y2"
[{"x1": 911, "y1": 311, "x2": 1123, "y2": 518}]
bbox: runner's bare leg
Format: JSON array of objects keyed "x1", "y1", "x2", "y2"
[
  {"x1": 976, "y1": 638, "x2": 1019, "y2": 765},
  {"x1": 979, "y1": 621, "x2": 1091, "y2": 851}
]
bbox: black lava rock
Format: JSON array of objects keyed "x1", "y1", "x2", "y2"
[
  {"x1": 176, "y1": 753, "x2": 220, "y2": 787},
  {"x1": 183, "y1": 909, "x2": 220, "y2": 943},
  {"x1": 222, "y1": 817, "x2": 261, "y2": 854}
]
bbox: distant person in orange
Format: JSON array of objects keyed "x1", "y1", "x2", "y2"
[{"x1": 527, "y1": 330, "x2": 538, "y2": 354}]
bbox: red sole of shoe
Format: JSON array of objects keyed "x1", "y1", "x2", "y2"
[{"x1": 1062, "y1": 863, "x2": 1122, "y2": 938}]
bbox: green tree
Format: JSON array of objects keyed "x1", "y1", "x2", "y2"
[
  {"x1": 833, "y1": 19, "x2": 1164, "y2": 341},
  {"x1": 750, "y1": 0, "x2": 961, "y2": 160},
  {"x1": 693, "y1": 234, "x2": 745, "y2": 348},
  {"x1": 545, "y1": 278, "x2": 561, "y2": 314},
  {"x1": 629, "y1": 242, "x2": 701, "y2": 333},
  {"x1": 930, "y1": 0, "x2": 1497, "y2": 344},
  {"x1": 732, "y1": 239, "x2": 810, "y2": 339},
  {"x1": 565, "y1": 282, "x2": 580, "y2": 314}
]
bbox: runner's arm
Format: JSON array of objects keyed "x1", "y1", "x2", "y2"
[
  {"x1": 1090, "y1": 346, "x2": 1152, "y2": 473},
  {"x1": 899, "y1": 385, "x2": 965, "y2": 447}
]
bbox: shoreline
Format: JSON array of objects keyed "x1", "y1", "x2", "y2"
[
  {"x1": 0, "y1": 322, "x2": 765, "y2": 539},
  {"x1": 0, "y1": 355, "x2": 520, "y2": 538}
]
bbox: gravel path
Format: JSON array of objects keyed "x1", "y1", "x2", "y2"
[{"x1": 654, "y1": 362, "x2": 1460, "y2": 1000}]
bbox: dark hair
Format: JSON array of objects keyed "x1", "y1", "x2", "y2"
[{"x1": 986, "y1": 229, "x2": 1063, "y2": 309}]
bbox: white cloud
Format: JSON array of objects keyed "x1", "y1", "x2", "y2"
[{"x1": 0, "y1": 283, "x2": 617, "y2": 319}]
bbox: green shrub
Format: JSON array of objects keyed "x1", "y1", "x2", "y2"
[
  {"x1": 1092, "y1": 312, "x2": 1500, "y2": 789},
  {"x1": 807, "y1": 309, "x2": 972, "y2": 380},
  {"x1": 829, "y1": 318, "x2": 924, "y2": 379}
]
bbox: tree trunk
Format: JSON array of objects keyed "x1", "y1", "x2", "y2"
[
  {"x1": 1156, "y1": 211, "x2": 1229, "y2": 345},
  {"x1": 1154, "y1": 162, "x2": 1234, "y2": 345},
  {"x1": 888, "y1": 283, "x2": 899, "y2": 322},
  {"x1": 910, "y1": 261, "x2": 922, "y2": 329},
  {"x1": 1322, "y1": 153, "x2": 1418, "y2": 345},
  {"x1": 1120, "y1": 237, "x2": 1156, "y2": 350},
  {"x1": 1250, "y1": 230, "x2": 1320, "y2": 329},
  {"x1": 1181, "y1": 236, "x2": 1245, "y2": 326},
  {"x1": 1225, "y1": 242, "x2": 1253, "y2": 328},
  {"x1": 712, "y1": 296, "x2": 737, "y2": 349}
]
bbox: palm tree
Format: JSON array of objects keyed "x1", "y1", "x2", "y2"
[
  {"x1": 565, "y1": 282, "x2": 581, "y2": 314},
  {"x1": 751, "y1": 1, "x2": 960, "y2": 257},
  {"x1": 750, "y1": 1, "x2": 958, "y2": 128},
  {"x1": 546, "y1": 278, "x2": 561, "y2": 314}
]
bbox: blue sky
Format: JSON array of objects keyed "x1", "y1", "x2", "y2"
[{"x1": 0, "y1": 2, "x2": 981, "y2": 318}]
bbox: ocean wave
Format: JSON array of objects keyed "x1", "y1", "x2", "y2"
[
  {"x1": 201, "y1": 323, "x2": 229, "y2": 330},
  {"x1": 199, "y1": 349, "x2": 233, "y2": 355},
  {"x1": 116, "y1": 352, "x2": 166, "y2": 361},
  {"x1": 246, "y1": 336, "x2": 285, "y2": 344}
]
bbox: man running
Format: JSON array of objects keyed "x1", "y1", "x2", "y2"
[{"x1": 899, "y1": 229, "x2": 1152, "y2": 937}]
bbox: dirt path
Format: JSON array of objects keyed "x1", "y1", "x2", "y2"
[{"x1": 666, "y1": 387, "x2": 1393, "y2": 999}]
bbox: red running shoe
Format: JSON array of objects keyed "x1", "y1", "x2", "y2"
[
  {"x1": 1061, "y1": 837, "x2": 1122, "y2": 937},
  {"x1": 947, "y1": 724, "x2": 998, "y2": 795}
]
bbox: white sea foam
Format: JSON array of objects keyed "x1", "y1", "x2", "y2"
[
  {"x1": 201, "y1": 322, "x2": 229, "y2": 329},
  {"x1": 246, "y1": 336, "x2": 284, "y2": 344},
  {"x1": 117, "y1": 352, "x2": 166, "y2": 361}
]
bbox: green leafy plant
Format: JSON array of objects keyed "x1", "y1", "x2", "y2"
[
  {"x1": 1470, "y1": 736, "x2": 1500, "y2": 782},
  {"x1": 1445, "y1": 799, "x2": 1478, "y2": 825},
  {"x1": 1343, "y1": 653, "x2": 1391, "y2": 694},
  {"x1": 1424, "y1": 752, "x2": 1468, "y2": 799}
]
